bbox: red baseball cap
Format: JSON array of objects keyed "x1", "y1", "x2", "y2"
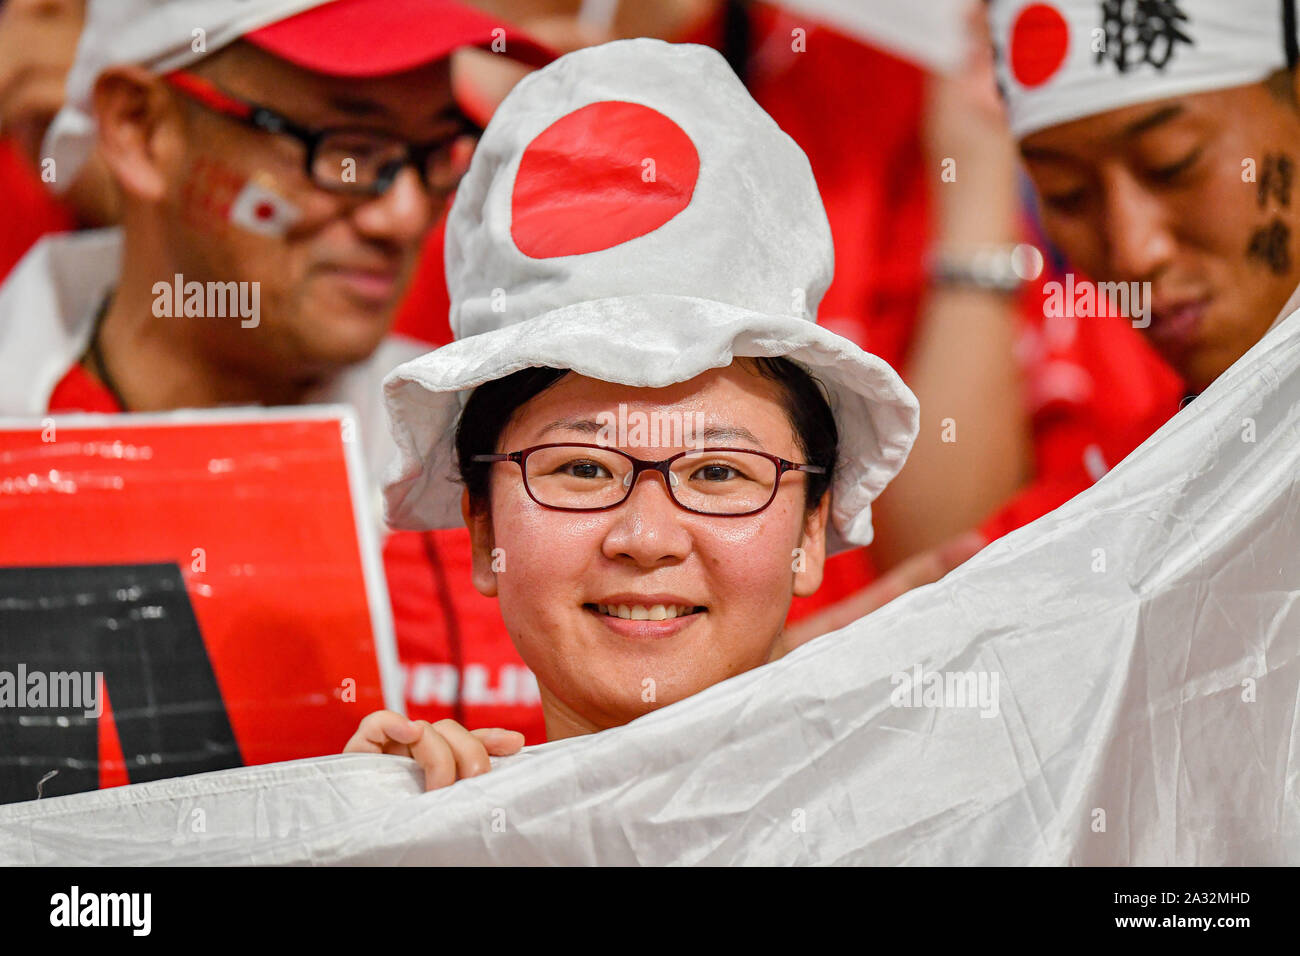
[{"x1": 244, "y1": 0, "x2": 557, "y2": 77}]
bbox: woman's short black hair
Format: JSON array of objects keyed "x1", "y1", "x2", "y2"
[{"x1": 454, "y1": 357, "x2": 838, "y2": 511}]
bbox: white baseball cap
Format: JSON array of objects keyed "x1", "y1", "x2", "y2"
[
  {"x1": 44, "y1": 0, "x2": 555, "y2": 192},
  {"x1": 381, "y1": 38, "x2": 920, "y2": 554}
]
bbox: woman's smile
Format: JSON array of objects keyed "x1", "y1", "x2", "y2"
[{"x1": 582, "y1": 596, "x2": 708, "y2": 639}]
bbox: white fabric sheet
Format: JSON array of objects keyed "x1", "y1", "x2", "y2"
[{"x1": 2, "y1": 311, "x2": 1297, "y2": 866}]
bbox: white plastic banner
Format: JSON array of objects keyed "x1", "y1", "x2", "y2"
[{"x1": 1, "y1": 312, "x2": 1297, "y2": 865}]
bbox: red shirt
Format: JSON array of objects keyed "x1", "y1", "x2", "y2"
[
  {"x1": 0, "y1": 138, "x2": 76, "y2": 281},
  {"x1": 979, "y1": 270, "x2": 1186, "y2": 540}
]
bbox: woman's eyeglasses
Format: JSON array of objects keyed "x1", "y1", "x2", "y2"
[
  {"x1": 472, "y1": 443, "x2": 827, "y2": 517},
  {"x1": 163, "y1": 71, "x2": 478, "y2": 199}
]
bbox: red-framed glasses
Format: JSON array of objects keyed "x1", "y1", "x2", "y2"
[{"x1": 472, "y1": 443, "x2": 827, "y2": 517}]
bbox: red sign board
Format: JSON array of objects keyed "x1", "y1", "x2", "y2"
[{"x1": 0, "y1": 407, "x2": 398, "y2": 802}]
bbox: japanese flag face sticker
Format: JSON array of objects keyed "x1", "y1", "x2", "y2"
[{"x1": 229, "y1": 173, "x2": 304, "y2": 238}]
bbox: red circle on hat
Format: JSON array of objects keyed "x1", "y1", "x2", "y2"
[
  {"x1": 511, "y1": 101, "x2": 700, "y2": 259},
  {"x1": 1010, "y1": 3, "x2": 1070, "y2": 88}
]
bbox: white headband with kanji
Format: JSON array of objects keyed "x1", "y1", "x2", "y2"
[{"x1": 989, "y1": 0, "x2": 1295, "y2": 138}]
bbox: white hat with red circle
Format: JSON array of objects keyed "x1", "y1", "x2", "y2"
[
  {"x1": 381, "y1": 38, "x2": 919, "y2": 553},
  {"x1": 988, "y1": 0, "x2": 1294, "y2": 138}
]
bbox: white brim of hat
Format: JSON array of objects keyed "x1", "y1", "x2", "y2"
[{"x1": 382, "y1": 295, "x2": 919, "y2": 555}]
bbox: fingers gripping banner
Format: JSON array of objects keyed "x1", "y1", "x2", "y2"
[{"x1": 1, "y1": 316, "x2": 1297, "y2": 865}]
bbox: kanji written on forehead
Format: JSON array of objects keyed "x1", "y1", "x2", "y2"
[{"x1": 1095, "y1": 0, "x2": 1194, "y2": 73}]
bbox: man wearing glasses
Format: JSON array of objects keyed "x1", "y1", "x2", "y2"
[
  {"x1": 0, "y1": 0, "x2": 549, "y2": 417},
  {"x1": 0, "y1": 0, "x2": 555, "y2": 744}
]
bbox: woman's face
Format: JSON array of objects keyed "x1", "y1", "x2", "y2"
[{"x1": 463, "y1": 361, "x2": 830, "y2": 739}]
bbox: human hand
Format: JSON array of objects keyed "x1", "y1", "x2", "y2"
[
  {"x1": 343, "y1": 710, "x2": 525, "y2": 792},
  {"x1": 924, "y1": 1, "x2": 1020, "y2": 246}
]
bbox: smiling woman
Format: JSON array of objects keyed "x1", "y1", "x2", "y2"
[
  {"x1": 450, "y1": 359, "x2": 837, "y2": 740},
  {"x1": 343, "y1": 38, "x2": 920, "y2": 789}
]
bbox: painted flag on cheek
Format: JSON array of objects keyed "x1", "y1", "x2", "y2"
[{"x1": 229, "y1": 175, "x2": 303, "y2": 238}]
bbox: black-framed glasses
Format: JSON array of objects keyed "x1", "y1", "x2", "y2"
[
  {"x1": 164, "y1": 70, "x2": 478, "y2": 198},
  {"x1": 472, "y1": 443, "x2": 827, "y2": 517}
]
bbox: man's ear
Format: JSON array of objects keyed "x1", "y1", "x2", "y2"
[
  {"x1": 461, "y1": 488, "x2": 499, "y2": 598},
  {"x1": 792, "y1": 493, "x2": 831, "y2": 598},
  {"x1": 91, "y1": 65, "x2": 185, "y2": 203}
]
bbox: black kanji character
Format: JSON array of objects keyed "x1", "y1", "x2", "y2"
[
  {"x1": 1096, "y1": 0, "x2": 1194, "y2": 73},
  {"x1": 1247, "y1": 218, "x2": 1292, "y2": 276},
  {"x1": 1258, "y1": 153, "x2": 1294, "y2": 210}
]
